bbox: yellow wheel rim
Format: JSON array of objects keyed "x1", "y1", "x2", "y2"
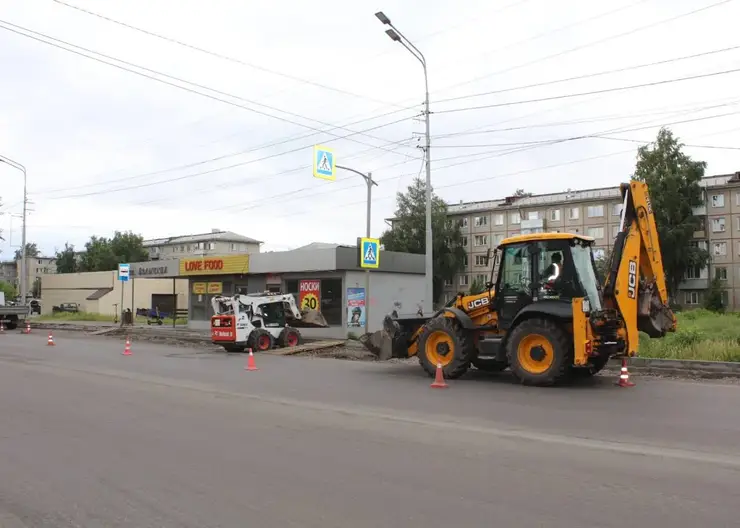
[
  {"x1": 426, "y1": 330, "x2": 455, "y2": 367},
  {"x1": 516, "y1": 334, "x2": 554, "y2": 375}
]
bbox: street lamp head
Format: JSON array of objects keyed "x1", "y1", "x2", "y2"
[
  {"x1": 375, "y1": 11, "x2": 391, "y2": 25},
  {"x1": 385, "y1": 28, "x2": 401, "y2": 42}
]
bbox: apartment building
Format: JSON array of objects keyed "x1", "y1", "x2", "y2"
[
  {"x1": 144, "y1": 229, "x2": 262, "y2": 260},
  {"x1": 15, "y1": 255, "x2": 56, "y2": 294},
  {"x1": 0, "y1": 260, "x2": 17, "y2": 285},
  {"x1": 440, "y1": 171, "x2": 740, "y2": 310}
]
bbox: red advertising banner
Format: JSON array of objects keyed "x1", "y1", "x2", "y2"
[{"x1": 299, "y1": 280, "x2": 321, "y2": 311}]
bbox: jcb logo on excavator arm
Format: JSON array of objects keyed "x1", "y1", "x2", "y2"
[
  {"x1": 467, "y1": 297, "x2": 490, "y2": 310},
  {"x1": 627, "y1": 260, "x2": 637, "y2": 299}
]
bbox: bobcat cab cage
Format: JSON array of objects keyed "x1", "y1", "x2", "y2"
[{"x1": 359, "y1": 180, "x2": 676, "y2": 386}]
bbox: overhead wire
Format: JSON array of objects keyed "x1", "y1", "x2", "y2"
[{"x1": 0, "y1": 19, "x2": 419, "y2": 159}]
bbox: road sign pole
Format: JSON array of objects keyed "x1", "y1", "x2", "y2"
[{"x1": 365, "y1": 172, "x2": 372, "y2": 336}]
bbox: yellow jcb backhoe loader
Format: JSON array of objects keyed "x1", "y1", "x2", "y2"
[{"x1": 359, "y1": 180, "x2": 677, "y2": 386}]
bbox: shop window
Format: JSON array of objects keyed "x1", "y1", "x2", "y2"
[{"x1": 284, "y1": 278, "x2": 343, "y2": 326}]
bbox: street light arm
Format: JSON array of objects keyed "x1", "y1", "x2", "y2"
[
  {"x1": 0, "y1": 156, "x2": 27, "y2": 174},
  {"x1": 336, "y1": 164, "x2": 378, "y2": 186},
  {"x1": 387, "y1": 23, "x2": 426, "y2": 68}
]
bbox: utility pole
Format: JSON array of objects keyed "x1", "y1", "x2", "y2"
[
  {"x1": 336, "y1": 164, "x2": 377, "y2": 335},
  {"x1": 375, "y1": 12, "x2": 433, "y2": 314},
  {"x1": 0, "y1": 156, "x2": 28, "y2": 305}
]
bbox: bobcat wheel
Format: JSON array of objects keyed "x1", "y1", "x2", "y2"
[
  {"x1": 249, "y1": 328, "x2": 274, "y2": 352},
  {"x1": 279, "y1": 327, "x2": 302, "y2": 347},
  {"x1": 417, "y1": 317, "x2": 471, "y2": 379},
  {"x1": 507, "y1": 318, "x2": 572, "y2": 386}
]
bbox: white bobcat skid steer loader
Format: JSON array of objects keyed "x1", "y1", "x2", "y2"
[{"x1": 210, "y1": 292, "x2": 329, "y2": 352}]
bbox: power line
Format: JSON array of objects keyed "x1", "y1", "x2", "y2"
[
  {"x1": 435, "y1": 0, "x2": 735, "y2": 95},
  {"x1": 435, "y1": 44, "x2": 740, "y2": 105},
  {"x1": 0, "y1": 19, "x2": 418, "y2": 158},
  {"x1": 590, "y1": 135, "x2": 740, "y2": 150},
  {"x1": 52, "y1": 0, "x2": 406, "y2": 109},
  {"x1": 435, "y1": 67, "x2": 740, "y2": 114}
]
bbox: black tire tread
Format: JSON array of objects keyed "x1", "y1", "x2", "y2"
[
  {"x1": 506, "y1": 318, "x2": 572, "y2": 386},
  {"x1": 416, "y1": 316, "x2": 471, "y2": 379},
  {"x1": 278, "y1": 326, "x2": 302, "y2": 347},
  {"x1": 249, "y1": 328, "x2": 274, "y2": 351}
]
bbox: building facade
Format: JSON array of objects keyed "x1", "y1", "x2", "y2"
[
  {"x1": 144, "y1": 229, "x2": 261, "y2": 260},
  {"x1": 440, "y1": 171, "x2": 740, "y2": 310}
]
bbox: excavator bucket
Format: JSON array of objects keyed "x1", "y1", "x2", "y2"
[
  {"x1": 359, "y1": 313, "x2": 427, "y2": 360},
  {"x1": 291, "y1": 308, "x2": 330, "y2": 328}
]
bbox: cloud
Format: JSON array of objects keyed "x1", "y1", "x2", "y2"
[{"x1": 1, "y1": 0, "x2": 739, "y2": 258}]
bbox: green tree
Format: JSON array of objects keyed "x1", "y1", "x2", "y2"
[
  {"x1": 55, "y1": 242, "x2": 79, "y2": 273},
  {"x1": 593, "y1": 247, "x2": 613, "y2": 284},
  {"x1": 0, "y1": 280, "x2": 16, "y2": 300},
  {"x1": 469, "y1": 275, "x2": 487, "y2": 295},
  {"x1": 14, "y1": 242, "x2": 39, "y2": 261},
  {"x1": 380, "y1": 177, "x2": 467, "y2": 305},
  {"x1": 513, "y1": 189, "x2": 532, "y2": 197},
  {"x1": 79, "y1": 231, "x2": 148, "y2": 272},
  {"x1": 633, "y1": 127, "x2": 709, "y2": 300},
  {"x1": 704, "y1": 275, "x2": 725, "y2": 313},
  {"x1": 31, "y1": 277, "x2": 41, "y2": 299}
]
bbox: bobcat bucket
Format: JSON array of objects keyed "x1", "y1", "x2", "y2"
[{"x1": 291, "y1": 309, "x2": 330, "y2": 328}]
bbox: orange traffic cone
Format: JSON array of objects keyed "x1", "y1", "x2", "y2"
[
  {"x1": 0, "y1": 322, "x2": 5, "y2": 334},
  {"x1": 244, "y1": 349, "x2": 259, "y2": 371},
  {"x1": 47, "y1": 332, "x2": 55, "y2": 346},
  {"x1": 616, "y1": 358, "x2": 635, "y2": 387},
  {"x1": 24, "y1": 321, "x2": 31, "y2": 334},
  {"x1": 430, "y1": 362, "x2": 448, "y2": 388},
  {"x1": 122, "y1": 337, "x2": 132, "y2": 356}
]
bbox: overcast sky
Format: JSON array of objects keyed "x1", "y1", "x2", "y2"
[{"x1": 1, "y1": 0, "x2": 739, "y2": 258}]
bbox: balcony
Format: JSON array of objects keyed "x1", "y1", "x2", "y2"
[
  {"x1": 521, "y1": 218, "x2": 544, "y2": 230},
  {"x1": 692, "y1": 204, "x2": 707, "y2": 216}
]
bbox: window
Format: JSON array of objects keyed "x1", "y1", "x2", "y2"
[
  {"x1": 463, "y1": 255, "x2": 468, "y2": 267},
  {"x1": 475, "y1": 255, "x2": 488, "y2": 266},
  {"x1": 587, "y1": 205, "x2": 604, "y2": 218},
  {"x1": 685, "y1": 291, "x2": 700, "y2": 305},
  {"x1": 475, "y1": 274, "x2": 487, "y2": 284},
  {"x1": 499, "y1": 244, "x2": 530, "y2": 293},
  {"x1": 474, "y1": 235, "x2": 488, "y2": 246},
  {"x1": 569, "y1": 207, "x2": 580, "y2": 220},
  {"x1": 459, "y1": 275, "x2": 469, "y2": 286},
  {"x1": 713, "y1": 242, "x2": 727, "y2": 256},
  {"x1": 474, "y1": 215, "x2": 488, "y2": 227},
  {"x1": 510, "y1": 213, "x2": 521, "y2": 225},
  {"x1": 736, "y1": 192, "x2": 740, "y2": 206},
  {"x1": 612, "y1": 225, "x2": 620, "y2": 239},
  {"x1": 711, "y1": 193, "x2": 725, "y2": 208},
  {"x1": 444, "y1": 278, "x2": 453, "y2": 287},
  {"x1": 586, "y1": 227, "x2": 604, "y2": 239},
  {"x1": 493, "y1": 234, "x2": 504, "y2": 246},
  {"x1": 461, "y1": 236, "x2": 468, "y2": 247},
  {"x1": 685, "y1": 266, "x2": 703, "y2": 279},
  {"x1": 285, "y1": 278, "x2": 342, "y2": 325},
  {"x1": 712, "y1": 217, "x2": 726, "y2": 232},
  {"x1": 493, "y1": 214, "x2": 504, "y2": 225},
  {"x1": 690, "y1": 240, "x2": 708, "y2": 251},
  {"x1": 715, "y1": 267, "x2": 728, "y2": 280},
  {"x1": 550, "y1": 209, "x2": 561, "y2": 221},
  {"x1": 527, "y1": 211, "x2": 539, "y2": 220},
  {"x1": 459, "y1": 217, "x2": 468, "y2": 228},
  {"x1": 612, "y1": 203, "x2": 623, "y2": 216}
]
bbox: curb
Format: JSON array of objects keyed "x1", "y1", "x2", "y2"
[{"x1": 607, "y1": 357, "x2": 740, "y2": 378}]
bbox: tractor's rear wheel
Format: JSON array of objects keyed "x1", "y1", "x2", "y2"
[
  {"x1": 507, "y1": 318, "x2": 572, "y2": 386},
  {"x1": 249, "y1": 328, "x2": 274, "y2": 352},
  {"x1": 417, "y1": 317, "x2": 471, "y2": 379},
  {"x1": 279, "y1": 326, "x2": 302, "y2": 347}
]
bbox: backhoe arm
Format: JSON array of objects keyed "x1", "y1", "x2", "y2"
[{"x1": 603, "y1": 181, "x2": 677, "y2": 356}]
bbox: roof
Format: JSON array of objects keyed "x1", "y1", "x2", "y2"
[
  {"x1": 143, "y1": 230, "x2": 262, "y2": 246},
  {"x1": 293, "y1": 242, "x2": 341, "y2": 251},
  {"x1": 501, "y1": 232, "x2": 595, "y2": 245},
  {"x1": 86, "y1": 288, "x2": 113, "y2": 301}
]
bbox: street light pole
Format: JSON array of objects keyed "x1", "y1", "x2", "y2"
[
  {"x1": 0, "y1": 156, "x2": 28, "y2": 305},
  {"x1": 336, "y1": 164, "x2": 377, "y2": 335},
  {"x1": 375, "y1": 11, "x2": 433, "y2": 315}
]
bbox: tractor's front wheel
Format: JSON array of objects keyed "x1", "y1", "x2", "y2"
[
  {"x1": 417, "y1": 317, "x2": 471, "y2": 379},
  {"x1": 507, "y1": 318, "x2": 572, "y2": 386},
  {"x1": 249, "y1": 328, "x2": 274, "y2": 352}
]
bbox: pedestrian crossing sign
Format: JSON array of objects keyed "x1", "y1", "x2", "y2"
[
  {"x1": 360, "y1": 237, "x2": 380, "y2": 269},
  {"x1": 313, "y1": 144, "x2": 335, "y2": 181}
]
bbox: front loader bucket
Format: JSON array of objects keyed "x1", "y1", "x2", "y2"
[
  {"x1": 292, "y1": 309, "x2": 330, "y2": 328},
  {"x1": 359, "y1": 314, "x2": 428, "y2": 361}
]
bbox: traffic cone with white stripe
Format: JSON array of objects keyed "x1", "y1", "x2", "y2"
[
  {"x1": 24, "y1": 321, "x2": 31, "y2": 334},
  {"x1": 430, "y1": 362, "x2": 448, "y2": 389},
  {"x1": 122, "y1": 337, "x2": 132, "y2": 356},
  {"x1": 616, "y1": 358, "x2": 635, "y2": 387},
  {"x1": 47, "y1": 332, "x2": 55, "y2": 346},
  {"x1": 0, "y1": 322, "x2": 5, "y2": 334},
  {"x1": 244, "y1": 349, "x2": 259, "y2": 371}
]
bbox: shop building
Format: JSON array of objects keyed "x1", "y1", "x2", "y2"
[{"x1": 177, "y1": 244, "x2": 425, "y2": 339}]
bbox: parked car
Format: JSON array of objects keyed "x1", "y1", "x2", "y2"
[{"x1": 52, "y1": 302, "x2": 80, "y2": 313}]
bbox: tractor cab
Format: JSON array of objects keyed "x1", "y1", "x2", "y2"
[{"x1": 490, "y1": 233, "x2": 604, "y2": 330}]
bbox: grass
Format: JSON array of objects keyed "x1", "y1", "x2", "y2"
[
  {"x1": 639, "y1": 309, "x2": 740, "y2": 362},
  {"x1": 37, "y1": 311, "x2": 187, "y2": 326}
]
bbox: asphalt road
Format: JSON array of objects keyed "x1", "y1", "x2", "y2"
[{"x1": 1, "y1": 330, "x2": 739, "y2": 527}]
